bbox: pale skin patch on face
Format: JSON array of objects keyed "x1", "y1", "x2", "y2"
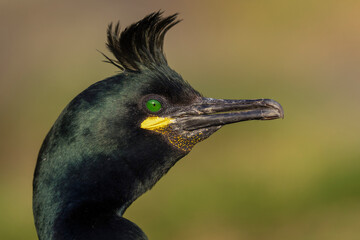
[{"x1": 140, "y1": 116, "x2": 204, "y2": 151}]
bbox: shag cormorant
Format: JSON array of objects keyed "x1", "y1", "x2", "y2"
[{"x1": 33, "y1": 12, "x2": 284, "y2": 240}]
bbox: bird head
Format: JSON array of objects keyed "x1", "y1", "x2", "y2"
[{"x1": 102, "y1": 12, "x2": 284, "y2": 153}]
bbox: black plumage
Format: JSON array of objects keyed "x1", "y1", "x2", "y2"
[{"x1": 33, "y1": 12, "x2": 284, "y2": 240}]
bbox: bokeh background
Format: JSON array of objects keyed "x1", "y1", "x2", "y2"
[{"x1": 1, "y1": 0, "x2": 360, "y2": 239}]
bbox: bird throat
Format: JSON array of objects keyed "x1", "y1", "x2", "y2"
[{"x1": 141, "y1": 116, "x2": 203, "y2": 152}]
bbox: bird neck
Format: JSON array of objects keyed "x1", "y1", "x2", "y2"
[
  {"x1": 33, "y1": 132, "x2": 187, "y2": 240},
  {"x1": 52, "y1": 198, "x2": 148, "y2": 240},
  {"x1": 34, "y1": 152, "x2": 145, "y2": 240}
]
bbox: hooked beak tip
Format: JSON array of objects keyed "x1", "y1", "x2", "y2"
[{"x1": 264, "y1": 99, "x2": 284, "y2": 119}]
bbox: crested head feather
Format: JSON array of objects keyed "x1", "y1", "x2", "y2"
[{"x1": 104, "y1": 11, "x2": 181, "y2": 72}]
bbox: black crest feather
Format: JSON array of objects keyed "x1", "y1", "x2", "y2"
[{"x1": 105, "y1": 11, "x2": 181, "y2": 72}]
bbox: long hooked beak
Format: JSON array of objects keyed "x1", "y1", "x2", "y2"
[{"x1": 172, "y1": 98, "x2": 284, "y2": 131}]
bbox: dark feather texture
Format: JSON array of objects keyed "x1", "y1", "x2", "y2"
[{"x1": 105, "y1": 11, "x2": 181, "y2": 72}]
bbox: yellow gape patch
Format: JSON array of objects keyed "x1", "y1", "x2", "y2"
[
  {"x1": 140, "y1": 117, "x2": 174, "y2": 131},
  {"x1": 141, "y1": 116, "x2": 203, "y2": 152}
]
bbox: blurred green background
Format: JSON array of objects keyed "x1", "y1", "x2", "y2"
[{"x1": 1, "y1": 0, "x2": 360, "y2": 239}]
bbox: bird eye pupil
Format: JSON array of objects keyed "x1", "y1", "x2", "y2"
[{"x1": 146, "y1": 99, "x2": 162, "y2": 112}]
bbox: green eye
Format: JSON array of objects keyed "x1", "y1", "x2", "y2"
[{"x1": 146, "y1": 99, "x2": 162, "y2": 112}]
